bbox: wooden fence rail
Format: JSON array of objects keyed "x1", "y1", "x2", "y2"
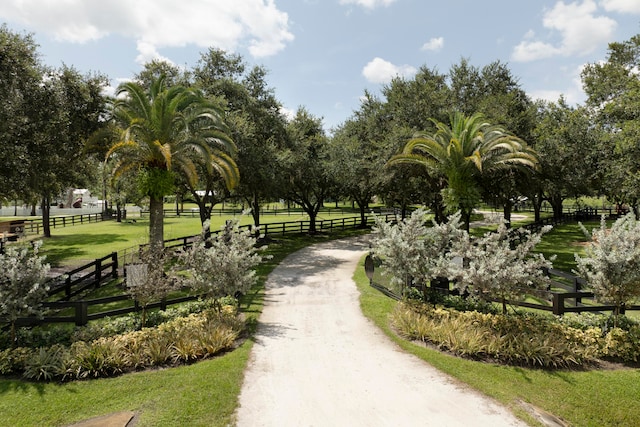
[
  {"x1": 16, "y1": 213, "x2": 110, "y2": 235},
  {"x1": 367, "y1": 259, "x2": 640, "y2": 316},
  {"x1": 46, "y1": 252, "x2": 119, "y2": 301},
  {"x1": 13, "y1": 293, "x2": 202, "y2": 327},
  {"x1": 7, "y1": 214, "x2": 390, "y2": 328}
]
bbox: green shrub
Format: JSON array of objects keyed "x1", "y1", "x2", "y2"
[
  {"x1": 0, "y1": 347, "x2": 32, "y2": 375},
  {"x1": 603, "y1": 326, "x2": 640, "y2": 362},
  {"x1": 391, "y1": 302, "x2": 609, "y2": 368},
  {"x1": 1, "y1": 305, "x2": 244, "y2": 382},
  {"x1": 22, "y1": 345, "x2": 67, "y2": 381}
]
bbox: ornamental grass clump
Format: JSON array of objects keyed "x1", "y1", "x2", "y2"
[
  {"x1": 0, "y1": 305, "x2": 243, "y2": 381},
  {"x1": 391, "y1": 302, "x2": 606, "y2": 368}
]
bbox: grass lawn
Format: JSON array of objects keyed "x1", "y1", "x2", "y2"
[
  {"x1": 31, "y1": 209, "x2": 363, "y2": 267},
  {"x1": 355, "y1": 256, "x2": 640, "y2": 427},
  {"x1": 0, "y1": 345, "x2": 252, "y2": 427}
]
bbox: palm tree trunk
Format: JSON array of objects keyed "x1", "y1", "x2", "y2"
[{"x1": 149, "y1": 195, "x2": 164, "y2": 251}]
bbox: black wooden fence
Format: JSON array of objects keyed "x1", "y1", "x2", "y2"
[
  {"x1": 366, "y1": 261, "x2": 640, "y2": 316},
  {"x1": 7, "y1": 214, "x2": 391, "y2": 327}
]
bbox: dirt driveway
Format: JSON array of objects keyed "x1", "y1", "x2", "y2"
[{"x1": 235, "y1": 236, "x2": 527, "y2": 426}]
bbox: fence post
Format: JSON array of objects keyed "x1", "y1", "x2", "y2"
[
  {"x1": 65, "y1": 275, "x2": 72, "y2": 299},
  {"x1": 95, "y1": 258, "x2": 102, "y2": 285},
  {"x1": 575, "y1": 279, "x2": 582, "y2": 306},
  {"x1": 74, "y1": 301, "x2": 88, "y2": 326},
  {"x1": 111, "y1": 252, "x2": 118, "y2": 279},
  {"x1": 552, "y1": 293, "x2": 564, "y2": 315}
]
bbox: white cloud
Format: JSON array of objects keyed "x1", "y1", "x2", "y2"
[
  {"x1": 339, "y1": 0, "x2": 397, "y2": 9},
  {"x1": 528, "y1": 64, "x2": 586, "y2": 104},
  {"x1": 362, "y1": 57, "x2": 417, "y2": 84},
  {"x1": 512, "y1": 0, "x2": 616, "y2": 62},
  {"x1": 601, "y1": 0, "x2": 640, "y2": 13},
  {"x1": 0, "y1": 0, "x2": 294, "y2": 59},
  {"x1": 421, "y1": 37, "x2": 444, "y2": 52}
]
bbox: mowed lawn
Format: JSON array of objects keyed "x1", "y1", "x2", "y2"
[{"x1": 28, "y1": 208, "x2": 362, "y2": 267}]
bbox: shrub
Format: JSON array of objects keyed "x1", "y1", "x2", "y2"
[
  {"x1": 391, "y1": 302, "x2": 607, "y2": 368},
  {"x1": 575, "y1": 213, "x2": 640, "y2": 320},
  {"x1": 0, "y1": 241, "x2": 50, "y2": 344},
  {"x1": 22, "y1": 345, "x2": 67, "y2": 381},
  {"x1": 603, "y1": 326, "x2": 640, "y2": 362},
  {"x1": 1, "y1": 305, "x2": 244, "y2": 381},
  {"x1": 176, "y1": 219, "x2": 267, "y2": 306},
  {"x1": 0, "y1": 347, "x2": 32, "y2": 375}
]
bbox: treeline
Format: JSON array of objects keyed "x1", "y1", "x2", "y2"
[{"x1": 2, "y1": 23, "x2": 639, "y2": 240}]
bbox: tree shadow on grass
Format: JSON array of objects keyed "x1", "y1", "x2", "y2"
[{"x1": 42, "y1": 233, "x2": 129, "y2": 267}]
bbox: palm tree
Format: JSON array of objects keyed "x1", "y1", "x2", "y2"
[
  {"x1": 107, "y1": 75, "x2": 239, "y2": 250},
  {"x1": 389, "y1": 112, "x2": 537, "y2": 230}
]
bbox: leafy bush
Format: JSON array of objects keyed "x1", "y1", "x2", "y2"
[
  {"x1": 22, "y1": 345, "x2": 67, "y2": 381},
  {"x1": 0, "y1": 306, "x2": 245, "y2": 381},
  {"x1": 176, "y1": 219, "x2": 267, "y2": 304},
  {"x1": 0, "y1": 241, "x2": 50, "y2": 344},
  {"x1": 391, "y1": 302, "x2": 621, "y2": 368},
  {"x1": 603, "y1": 326, "x2": 640, "y2": 362},
  {"x1": 0, "y1": 347, "x2": 32, "y2": 375},
  {"x1": 575, "y1": 213, "x2": 640, "y2": 319}
]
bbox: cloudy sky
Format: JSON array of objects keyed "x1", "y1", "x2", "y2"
[{"x1": 1, "y1": 0, "x2": 639, "y2": 131}]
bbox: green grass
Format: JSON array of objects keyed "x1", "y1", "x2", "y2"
[
  {"x1": 533, "y1": 220, "x2": 604, "y2": 272},
  {"x1": 29, "y1": 210, "x2": 362, "y2": 267},
  {"x1": 354, "y1": 256, "x2": 640, "y2": 427},
  {"x1": 0, "y1": 344, "x2": 252, "y2": 426}
]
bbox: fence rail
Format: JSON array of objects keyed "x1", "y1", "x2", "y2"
[
  {"x1": 13, "y1": 293, "x2": 202, "y2": 327},
  {"x1": 47, "y1": 252, "x2": 119, "y2": 301},
  {"x1": 367, "y1": 257, "x2": 640, "y2": 316},
  {"x1": 3, "y1": 213, "x2": 111, "y2": 236},
  {"x1": 8, "y1": 214, "x2": 390, "y2": 328}
]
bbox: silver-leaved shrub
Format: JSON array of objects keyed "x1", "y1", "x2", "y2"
[
  {"x1": 0, "y1": 241, "x2": 50, "y2": 344},
  {"x1": 372, "y1": 210, "x2": 553, "y2": 312},
  {"x1": 177, "y1": 219, "x2": 266, "y2": 306},
  {"x1": 575, "y1": 213, "x2": 640, "y2": 318},
  {"x1": 372, "y1": 209, "x2": 465, "y2": 293},
  {"x1": 449, "y1": 224, "x2": 554, "y2": 313},
  {"x1": 125, "y1": 248, "x2": 179, "y2": 327}
]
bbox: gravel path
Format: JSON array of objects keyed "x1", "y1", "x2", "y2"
[{"x1": 235, "y1": 236, "x2": 527, "y2": 427}]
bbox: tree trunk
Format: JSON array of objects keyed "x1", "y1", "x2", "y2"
[
  {"x1": 503, "y1": 201, "x2": 512, "y2": 228},
  {"x1": 149, "y1": 196, "x2": 164, "y2": 251},
  {"x1": 355, "y1": 198, "x2": 368, "y2": 228},
  {"x1": 461, "y1": 208, "x2": 472, "y2": 232},
  {"x1": 550, "y1": 194, "x2": 564, "y2": 220},
  {"x1": 42, "y1": 194, "x2": 51, "y2": 238},
  {"x1": 251, "y1": 193, "x2": 261, "y2": 227},
  {"x1": 533, "y1": 196, "x2": 542, "y2": 222}
]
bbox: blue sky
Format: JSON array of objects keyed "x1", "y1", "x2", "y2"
[{"x1": 1, "y1": 0, "x2": 639, "y2": 131}]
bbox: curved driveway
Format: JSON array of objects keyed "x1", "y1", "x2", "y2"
[{"x1": 236, "y1": 236, "x2": 527, "y2": 427}]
